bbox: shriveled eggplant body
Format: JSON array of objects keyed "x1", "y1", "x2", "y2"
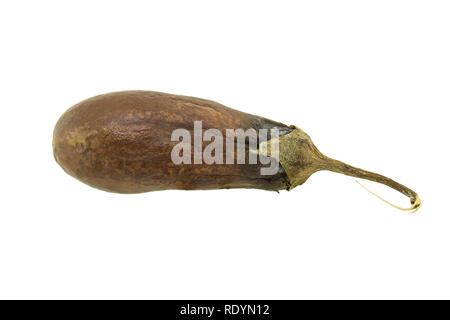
[{"x1": 53, "y1": 91, "x2": 291, "y2": 193}]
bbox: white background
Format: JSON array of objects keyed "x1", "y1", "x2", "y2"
[{"x1": 0, "y1": 0, "x2": 449, "y2": 299}]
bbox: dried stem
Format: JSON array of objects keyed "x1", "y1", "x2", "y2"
[{"x1": 323, "y1": 157, "x2": 421, "y2": 213}]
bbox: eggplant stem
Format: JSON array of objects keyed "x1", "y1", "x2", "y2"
[{"x1": 323, "y1": 157, "x2": 421, "y2": 213}]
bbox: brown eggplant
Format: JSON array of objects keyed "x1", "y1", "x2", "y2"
[{"x1": 53, "y1": 90, "x2": 420, "y2": 212}]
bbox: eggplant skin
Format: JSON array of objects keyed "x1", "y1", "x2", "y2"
[{"x1": 53, "y1": 91, "x2": 292, "y2": 193}]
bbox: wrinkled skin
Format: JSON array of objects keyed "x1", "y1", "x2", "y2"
[{"x1": 53, "y1": 91, "x2": 292, "y2": 193}]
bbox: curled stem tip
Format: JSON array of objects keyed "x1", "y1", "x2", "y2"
[{"x1": 355, "y1": 180, "x2": 421, "y2": 214}]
